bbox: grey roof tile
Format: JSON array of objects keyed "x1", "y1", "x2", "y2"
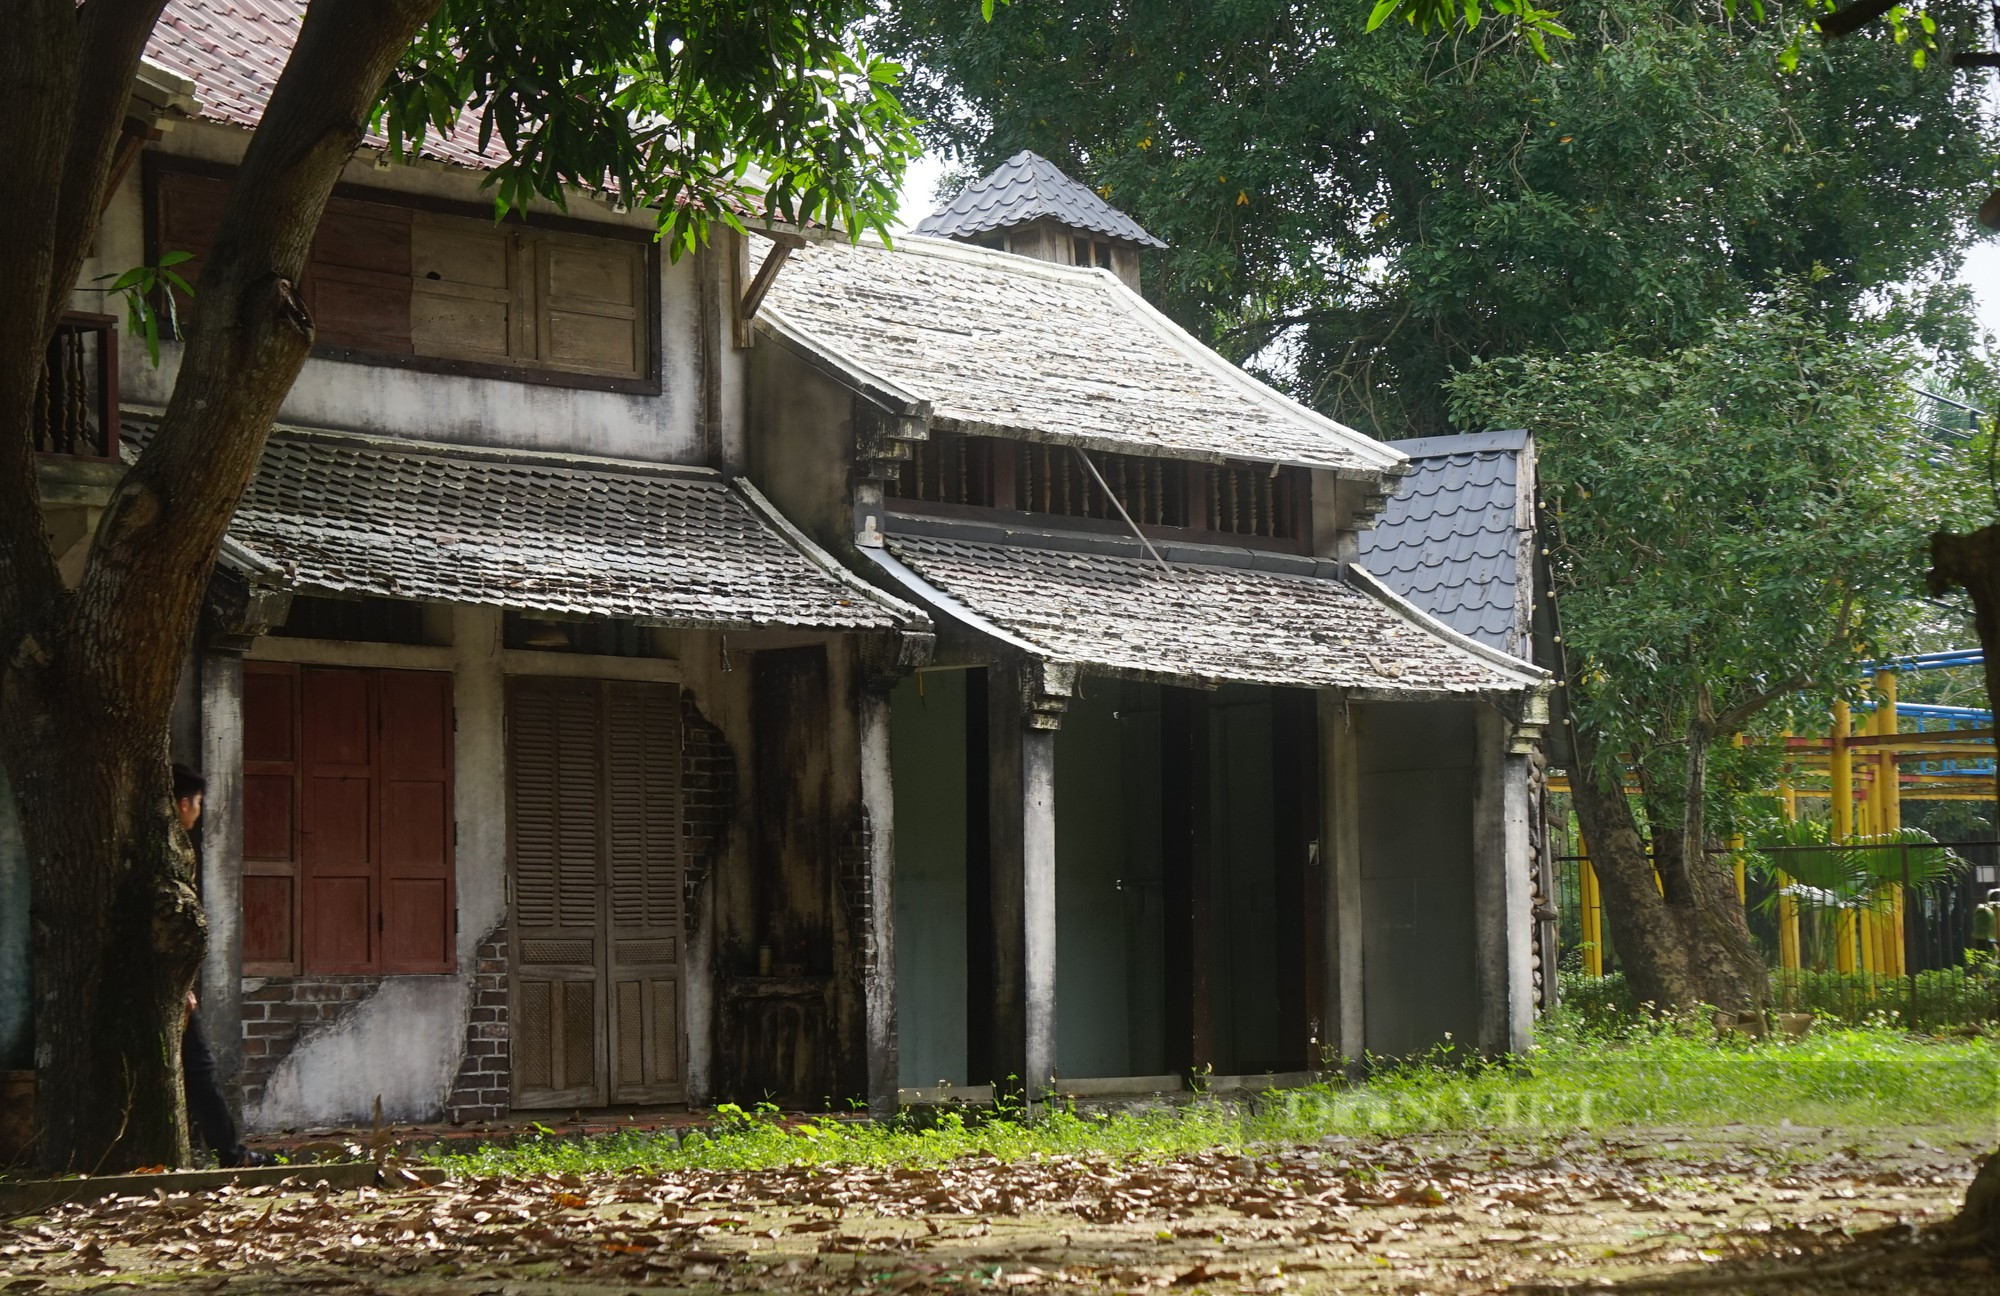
[
  {"x1": 913, "y1": 151, "x2": 1167, "y2": 249},
  {"x1": 126, "y1": 420, "x2": 916, "y2": 631},
  {"x1": 877, "y1": 522, "x2": 1538, "y2": 694},
  {"x1": 758, "y1": 235, "x2": 1405, "y2": 478},
  {"x1": 1355, "y1": 431, "x2": 1532, "y2": 658}
]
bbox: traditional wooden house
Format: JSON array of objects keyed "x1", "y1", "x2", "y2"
[
  {"x1": 5, "y1": 0, "x2": 932, "y2": 1135},
  {"x1": 4, "y1": 2, "x2": 1549, "y2": 1140},
  {"x1": 747, "y1": 166, "x2": 1549, "y2": 1098}
]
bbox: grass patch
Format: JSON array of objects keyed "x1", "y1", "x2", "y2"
[{"x1": 424, "y1": 1014, "x2": 1999, "y2": 1179}]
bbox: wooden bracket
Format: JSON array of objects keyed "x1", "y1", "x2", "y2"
[{"x1": 734, "y1": 228, "x2": 810, "y2": 346}]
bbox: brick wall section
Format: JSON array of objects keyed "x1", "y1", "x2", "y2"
[
  {"x1": 680, "y1": 692, "x2": 737, "y2": 933},
  {"x1": 446, "y1": 925, "x2": 510, "y2": 1123},
  {"x1": 239, "y1": 976, "x2": 381, "y2": 1112}
]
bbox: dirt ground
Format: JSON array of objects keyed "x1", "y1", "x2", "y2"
[{"x1": 0, "y1": 1124, "x2": 1992, "y2": 1295}]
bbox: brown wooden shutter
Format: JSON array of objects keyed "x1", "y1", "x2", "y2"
[
  {"x1": 154, "y1": 171, "x2": 229, "y2": 318},
  {"x1": 301, "y1": 667, "x2": 378, "y2": 972},
  {"x1": 242, "y1": 662, "x2": 302, "y2": 973},
  {"x1": 411, "y1": 217, "x2": 522, "y2": 362},
  {"x1": 508, "y1": 679, "x2": 605, "y2": 1107},
  {"x1": 305, "y1": 196, "x2": 414, "y2": 353},
  {"x1": 605, "y1": 682, "x2": 685, "y2": 1101},
  {"x1": 536, "y1": 234, "x2": 645, "y2": 378},
  {"x1": 379, "y1": 670, "x2": 454, "y2": 973}
]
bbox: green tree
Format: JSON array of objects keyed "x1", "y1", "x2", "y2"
[
  {"x1": 874, "y1": 0, "x2": 1994, "y2": 437},
  {"x1": 1451, "y1": 303, "x2": 1976, "y2": 1009},
  {"x1": 0, "y1": 0, "x2": 916, "y2": 1174}
]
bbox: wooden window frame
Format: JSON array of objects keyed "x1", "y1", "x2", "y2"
[
  {"x1": 242, "y1": 661, "x2": 458, "y2": 977},
  {"x1": 144, "y1": 153, "x2": 663, "y2": 396}
]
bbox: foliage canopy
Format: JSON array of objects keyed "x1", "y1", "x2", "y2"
[{"x1": 873, "y1": 0, "x2": 1997, "y2": 437}]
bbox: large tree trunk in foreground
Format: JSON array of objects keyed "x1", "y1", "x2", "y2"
[
  {"x1": 0, "y1": 0, "x2": 441, "y2": 1174},
  {"x1": 1926, "y1": 527, "x2": 2000, "y2": 1250},
  {"x1": 1568, "y1": 722, "x2": 1766, "y2": 1014}
]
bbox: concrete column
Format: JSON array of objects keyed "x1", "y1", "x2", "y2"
[
  {"x1": 858, "y1": 685, "x2": 899, "y2": 1116},
  {"x1": 987, "y1": 660, "x2": 1058, "y2": 1101},
  {"x1": 1473, "y1": 707, "x2": 1535, "y2": 1055},
  {"x1": 1318, "y1": 692, "x2": 1364, "y2": 1066},
  {"x1": 197, "y1": 650, "x2": 246, "y2": 1102}
]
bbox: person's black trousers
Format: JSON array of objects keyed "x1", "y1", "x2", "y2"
[{"x1": 182, "y1": 1010, "x2": 245, "y2": 1166}]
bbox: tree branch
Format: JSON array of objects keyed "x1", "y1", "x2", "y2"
[
  {"x1": 44, "y1": 0, "x2": 171, "y2": 343},
  {"x1": 71, "y1": 0, "x2": 443, "y2": 722}
]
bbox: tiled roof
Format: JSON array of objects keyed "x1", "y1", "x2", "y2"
[
  {"x1": 1355, "y1": 430, "x2": 1533, "y2": 658},
  {"x1": 913, "y1": 151, "x2": 1167, "y2": 249},
  {"x1": 757, "y1": 235, "x2": 1405, "y2": 479},
  {"x1": 147, "y1": 0, "x2": 502, "y2": 170},
  {"x1": 126, "y1": 420, "x2": 918, "y2": 631},
  {"x1": 870, "y1": 517, "x2": 1541, "y2": 695}
]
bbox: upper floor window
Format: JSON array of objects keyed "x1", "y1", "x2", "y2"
[
  {"x1": 887, "y1": 431, "x2": 1305, "y2": 544},
  {"x1": 150, "y1": 162, "x2": 657, "y2": 393},
  {"x1": 1071, "y1": 236, "x2": 1114, "y2": 271}
]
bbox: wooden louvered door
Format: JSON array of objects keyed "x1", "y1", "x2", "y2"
[
  {"x1": 508, "y1": 678, "x2": 685, "y2": 1109},
  {"x1": 604, "y1": 683, "x2": 685, "y2": 1102}
]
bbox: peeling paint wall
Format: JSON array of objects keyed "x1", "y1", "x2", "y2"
[{"x1": 251, "y1": 977, "x2": 469, "y2": 1128}]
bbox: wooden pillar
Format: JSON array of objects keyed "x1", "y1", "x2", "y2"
[
  {"x1": 1271, "y1": 688, "x2": 1321, "y2": 1071},
  {"x1": 198, "y1": 649, "x2": 247, "y2": 1113},
  {"x1": 1161, "y1": 686, "x2": 1213, "y2": 1077},
  {"x1": 987, "y1": 659, "x2": 1059, "y2": 1101},
  {"x1": 1473, "y1": 707, "x2": 1533, "y2": 1055},
  {"x1": 1319, "y1": 692, "x2": 1364, "y2": 1064},
  {"x1": 858, "y1": 684, "x2": 899, "y2": 1117}
]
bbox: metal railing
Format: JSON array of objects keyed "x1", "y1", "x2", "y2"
[{"x1": 1552, "y1": 841, "x2": 2000, "y2": 1029}]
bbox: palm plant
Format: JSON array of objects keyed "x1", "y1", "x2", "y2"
[{"x1": 1745, "y1": 818, "x2": 1965, "y2": 972}]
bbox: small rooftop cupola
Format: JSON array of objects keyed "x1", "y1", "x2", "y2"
[{"x1": 914, "y1": 150, "x2": 1166, "y2": 290}]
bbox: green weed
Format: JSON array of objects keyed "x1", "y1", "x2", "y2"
[{"x1": 423, "y1": 1021, "x2": 1998, "y2": 1179}]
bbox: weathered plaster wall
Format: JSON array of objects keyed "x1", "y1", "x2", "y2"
[
  {"x1": 1353, "y1": 700, "x2": 1480, "y2": 1058},
  {"x1": 746, "y1": 345, "x2": 860, "y2": 555},
  {"x1": 83, "y1": 121, "x2": 725, "y2": 465},
  {"x1": 0, "y1": 771, "x2": 29, "y2": 1069},
  {"x1": 890, "y1": 669, "x2": 969, "y2": 1089}
]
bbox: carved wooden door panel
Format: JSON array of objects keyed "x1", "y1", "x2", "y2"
[{"x1": 508, "y1": 678, "x2": 685, "y2": 1109}]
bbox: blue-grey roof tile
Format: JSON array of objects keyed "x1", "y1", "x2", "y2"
[
  {"x1": 1355, "y1": 430, "x2": 1534, "y2": 660},
  {"x1": 914, "y1": 151, "x2": 1168, "y2": 249}
]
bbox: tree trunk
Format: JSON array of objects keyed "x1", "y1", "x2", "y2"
[
  {"x1": 1569, "y1": 721, "x2": 1765, "y2": 1014},
  {"x1": 1925, "y1": 528, "x2": 2000, "y2": 1250},
  {"x1": 0, "y1": 0, "x2": 442, "y2": 1174},
  {"x1": 1570, "y1": 724, "x2": 1705, "y2": 1010}
]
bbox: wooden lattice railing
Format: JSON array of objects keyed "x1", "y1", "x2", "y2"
[{"x1": 33, "y1": 313, "x2": 119, "y2": 460}]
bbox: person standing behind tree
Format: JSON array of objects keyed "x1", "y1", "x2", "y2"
[{"x1": 173, "y1": 765, "x2": 262, "y2": 1168}]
